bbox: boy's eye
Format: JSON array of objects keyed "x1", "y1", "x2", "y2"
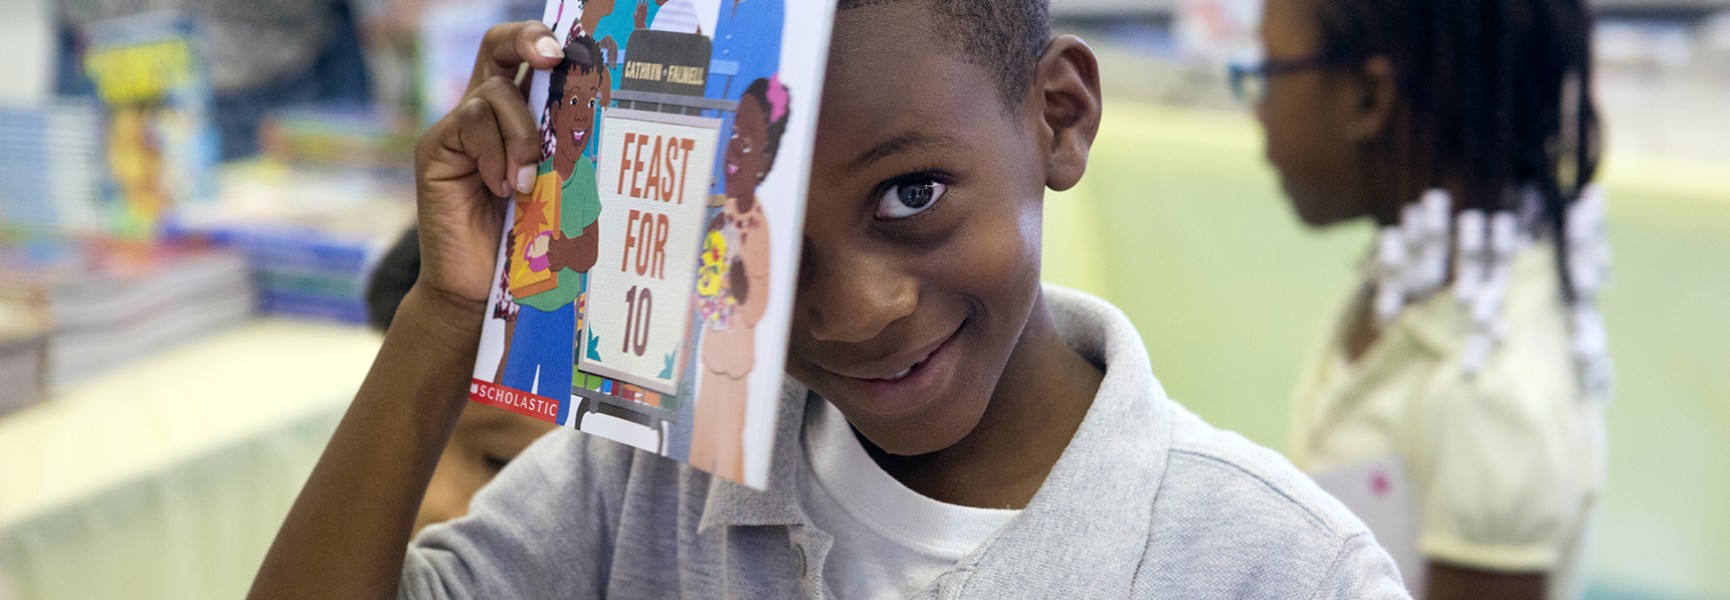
[{"x1": 877, "y1": 180, "x2": 946, "y2": 220}]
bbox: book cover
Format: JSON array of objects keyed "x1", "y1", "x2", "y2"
[
  {"x1": 468, "y1": 0, "x2": 833, "y2": 488},
  {"x1": 80, "y1": 11, "x2": 219, "y2": 240}
]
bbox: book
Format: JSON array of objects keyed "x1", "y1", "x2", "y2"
[
  {"x1": 0, "y1": 235, "x2": 254, "y2": 388},
  {"x1": 467, "y1": 0, "x2": 833, "y2": 488},
  {"x1": 79, "y1": 11, "x2": 219, "y2": 240},
  {"x1": 176, "y1": 162, "x2": 417, "y2": 325},
  {"x1": 418, "y1": 0, "x2": 547, "y2": 128},
  {"x1": 0, "y1": 99, "x2": 106, "y2": 234},
  {"x1": 0, "y1": 294, "x2": 50, "y2": 415}
]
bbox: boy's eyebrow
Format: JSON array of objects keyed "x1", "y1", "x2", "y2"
[{"x1": 842, "y1": 132, "x2": 964, "y2": 174}]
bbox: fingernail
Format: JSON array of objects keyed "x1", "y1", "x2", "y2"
[
  {"x1": 536, "y1": 36, "x2": 563, "y2": 59},
  {"x1": 516, "y1": 165, "x2": 535, "y2": 194}
]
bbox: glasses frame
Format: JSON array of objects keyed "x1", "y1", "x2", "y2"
[{"x1": 1228, "y1": 54, "x2": 1361, "y2": 106}]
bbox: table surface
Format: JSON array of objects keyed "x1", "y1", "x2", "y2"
[{"x1": 0, "y1": 318, "x2": 380, "y2": 531}]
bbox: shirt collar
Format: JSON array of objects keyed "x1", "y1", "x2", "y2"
[{"x1": 699, "y1": 286, "x2": 1176, "y2": 598}]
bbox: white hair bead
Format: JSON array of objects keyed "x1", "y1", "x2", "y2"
[{"x1": 1374, "y1": 227, "x2": 1409, "y2": 324}]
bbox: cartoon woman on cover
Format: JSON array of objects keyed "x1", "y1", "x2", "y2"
[{"x1": 690, "y1": 76, "x2": 789, "y2": 481}]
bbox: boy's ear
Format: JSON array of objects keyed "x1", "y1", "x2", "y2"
[{"x1": 1035, "y1": 35, "x2": 1103, "y2": 193}]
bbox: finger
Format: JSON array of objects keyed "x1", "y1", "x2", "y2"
[
  {"x1": 472, "y1": 76, "x2": 544, "y2": 195},
  {"x1": 449, "y1": 96, "x2": 512, "y2": 199},
  {"x1": 471, "y1": 21, "x2": 565, "y2": 93}
]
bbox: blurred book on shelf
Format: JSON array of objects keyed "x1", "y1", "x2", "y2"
[
  {"x1": 258, "y1": 106, "x2": 419, "y2": 177},
  {"x1": 175, "y1": 161, "x2": 416, "y2": 324},
  {"x1": 78, "y1": 11, "x2": 220, "y2": 240},
  {"x1": 0, "y1": 99, "x2": 107, "y2": 234},
  {"x1": 0, "y1": 296, "x2": 49, "y2": 415},
  {"x1": 417, "y1": 0, "x2": 545, "y2": 128},
  {"x1": 0, "y1": 235, "x2": 253, "y2": 391}
]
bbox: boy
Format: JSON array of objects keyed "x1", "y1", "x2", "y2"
[{"x1": 250, "y1": 1, "x2": 1409, "y2": 598}]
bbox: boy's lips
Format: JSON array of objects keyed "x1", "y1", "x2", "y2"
[{"x1": 825, "y1": 323, "x2": 964, "y2": 417}]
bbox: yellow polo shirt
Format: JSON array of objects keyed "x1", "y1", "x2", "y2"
[{"x1": 1290, "y1": 242, "x2": 1605, "y2": 600}]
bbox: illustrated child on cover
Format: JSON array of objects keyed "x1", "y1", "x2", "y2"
[
  {"x1": 689, "y1": 76, "x2": 791, "y2": 482},
  {"x1": 497, "y1": 32, "x2": 609, "y2": 409}
]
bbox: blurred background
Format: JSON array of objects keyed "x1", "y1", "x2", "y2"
[{"x1": 0, "y1": 0, "x2": 1724, "y2": 598}]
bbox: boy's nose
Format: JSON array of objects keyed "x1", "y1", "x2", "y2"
[{"x1": 799, "y1": 246, "x2": 918, "y2": 344}]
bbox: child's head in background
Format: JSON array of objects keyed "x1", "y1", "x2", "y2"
[
  {"x1": 366, "y1": 228, "x2": 557, "y2": 534},
  {"x1": 790, "y1": 0, "x2": 1102, "y2": 460},
  {"x1": 1253, "y1": 0, "x2": 1600, "y2": 228}
]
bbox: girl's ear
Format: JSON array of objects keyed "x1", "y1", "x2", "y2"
[
  {"x1": 1035, "y1": 35, "x2": 1103, "y2": 192},
  {"x1": 1346, "y1": 55, "x2": 1398, "y2": 142}
]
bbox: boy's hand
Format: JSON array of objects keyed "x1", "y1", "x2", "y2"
[{"x1": 414, "y1": 21, "x2": 569, "y2": 320}]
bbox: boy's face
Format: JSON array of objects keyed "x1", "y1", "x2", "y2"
[{"x1": 788, "y1": 2, "x2": 1050, "y2": 456}]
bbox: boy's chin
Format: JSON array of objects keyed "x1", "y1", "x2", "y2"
[
  {"x1": 822, "y1": 389, "x2": 989, "y2": 458},
  {"x1": 858, "y1": 421, "x2": 977, "y2": 457}
]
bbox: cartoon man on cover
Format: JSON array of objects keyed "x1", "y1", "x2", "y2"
[
  {"x1": 498, "y1": 32, "x2": 610, "y2": 423},
  {"x1": 690, "y1": 76, "x2": 789, "y2": 481}
]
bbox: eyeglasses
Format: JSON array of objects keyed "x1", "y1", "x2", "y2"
[{"x1": 1228, "y1": 55, "x2": 1358, "y2": 106}]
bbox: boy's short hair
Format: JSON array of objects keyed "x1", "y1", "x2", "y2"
[{"x1": 839, "y1": 0, "x2": 1051, "y2": 107}]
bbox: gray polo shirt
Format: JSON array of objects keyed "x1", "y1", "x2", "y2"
[{"x1": 401, "y1": 286, "x2": 1410, "y2": 599}]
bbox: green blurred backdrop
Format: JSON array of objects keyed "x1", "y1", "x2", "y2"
[{"x1": 1041, "y1": 101, "x2": 1730, "y2": 599}]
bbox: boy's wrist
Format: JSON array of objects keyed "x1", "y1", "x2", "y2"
[{"x1": 397, "y1": 284, "x2": 488, "y2": 355}]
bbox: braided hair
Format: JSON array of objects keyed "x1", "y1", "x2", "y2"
[{"x1": 1314, "y1": 0, "x2": 1601, "y2": 303}]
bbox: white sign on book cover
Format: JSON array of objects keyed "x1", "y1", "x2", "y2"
[{"x1": 582, "y1": 109, "x2": 719, "y2": 394}]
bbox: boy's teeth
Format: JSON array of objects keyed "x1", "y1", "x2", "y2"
[{"x1": 882, "y1": 355, "x2": 931, "y2": 382}]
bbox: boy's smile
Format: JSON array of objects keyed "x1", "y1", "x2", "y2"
[{"x1": 816, "y1": 320, "x2": 964, "y2": 417}]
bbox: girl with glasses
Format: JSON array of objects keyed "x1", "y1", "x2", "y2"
[{"x1": 1248, "y1": 0, "x2": 1610, "y2": 598}]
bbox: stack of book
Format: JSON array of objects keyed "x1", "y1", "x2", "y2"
[
  {"x1": 179, "y1": 163, "x2": 416, "y2": 324},
  {"x1": 0, "y1": 295, "x2": 49, "y2": 414},
  {"x1": 0, "y1": 100, "x2": 107, "y2": 234},
  {"x1": 258, "y1": 106, "x2": 418, "y2": 177},
  {"x1": 0, "y1": 236, "x2": 254, "y2": 389}
]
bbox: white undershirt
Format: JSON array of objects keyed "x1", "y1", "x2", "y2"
[{"x1": 797, "y1": 400, "x2": 1021, "y2": 600}]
